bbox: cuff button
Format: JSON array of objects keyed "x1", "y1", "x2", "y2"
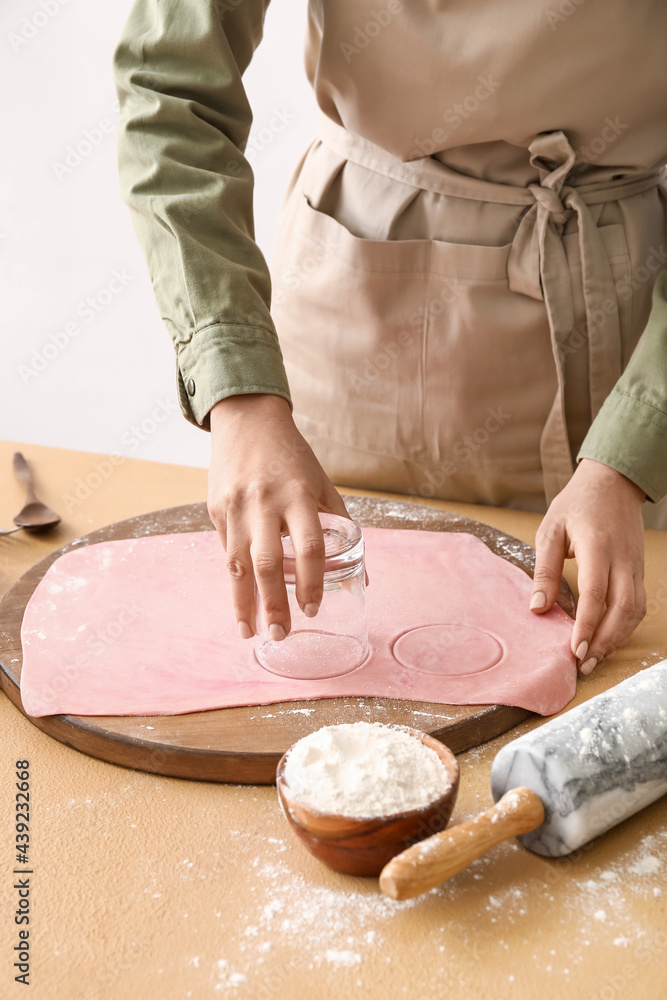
[{"x1": 186, "y1": 378, "x2": 196, "y2": 396}]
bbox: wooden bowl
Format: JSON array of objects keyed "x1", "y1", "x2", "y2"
[{"x1": 276, "y1": 727, "x2": 460, "y2": 876}]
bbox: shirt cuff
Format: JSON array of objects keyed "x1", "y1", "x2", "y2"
[
  {"x1": 577, "y1": 389, "x2": 667, "y2": 503},
  {"x1": 176, "y1": 323, "x2": 292, "y2": 430}
]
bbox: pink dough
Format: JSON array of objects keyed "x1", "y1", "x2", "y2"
[{"x1": 19, "y1": 528, "x2": 576, "y2": 718}]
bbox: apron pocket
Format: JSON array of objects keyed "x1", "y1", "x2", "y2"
[
  {"x1": 272, "y1": 192, "x2": 431, "y2": 461},
  {"x1": 272, "y1": 191, "x2": 518, "y2": 467},
  {"x1": 420, "y1": 248, "x2": 556, "y2": 475}
]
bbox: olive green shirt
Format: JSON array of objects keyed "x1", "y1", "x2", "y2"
[{"x1": 111, "y1": 0, "x2": 667, "y2": 502}]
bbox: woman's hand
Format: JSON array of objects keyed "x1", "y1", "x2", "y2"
[
  {"x1": 207, "y1": 393, "x2": 350, "y2": 640},
  {"x1": 530, "y1": 458, "x2": 646, "y2": 675}
]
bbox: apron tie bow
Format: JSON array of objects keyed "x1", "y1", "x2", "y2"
[{"x1": 508, "y1": 130, "x2": 624, "y2": 501}]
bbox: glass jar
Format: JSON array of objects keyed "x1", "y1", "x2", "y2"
[{"x1": 254, "y1": 512, "x2": 369, "y2": 679}]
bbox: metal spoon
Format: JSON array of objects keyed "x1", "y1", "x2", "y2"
[{"x1": 0, "y1": 453, "x2": 62, "y2": 535}]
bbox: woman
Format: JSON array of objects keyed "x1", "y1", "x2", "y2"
[{"x1": 112, "y1": 0, "x2": 667, "y2": 677}]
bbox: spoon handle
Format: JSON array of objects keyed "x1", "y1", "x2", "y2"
[{"x1": 13, "y1": 452, "x2": 39, "y2": 503}]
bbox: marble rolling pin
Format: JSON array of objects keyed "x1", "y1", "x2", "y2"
[{"x1": 380, "y1": 662, "x2": 667, "y2": 900}]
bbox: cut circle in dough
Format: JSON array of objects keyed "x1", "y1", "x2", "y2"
[
  {"x1": 254, "y1": 631, "x2": 369, "y2": 679},
  {"x1": 392, "y1": 624, "x2": 504, "y2": 676}
]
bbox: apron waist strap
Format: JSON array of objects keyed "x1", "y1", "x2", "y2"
[{"x1": 316, "y1": 112, "x2": 665, "y2": 502}]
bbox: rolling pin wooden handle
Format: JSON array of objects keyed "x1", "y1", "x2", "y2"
[
  {"x1": 379, "y1": 787, "x2": 545, "y2": 901},
  {"x1": 13, "y1": 452, "x2": 38, "y2": 502}
]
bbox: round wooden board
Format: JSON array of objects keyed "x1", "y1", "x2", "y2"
[{"x1": 0, "y1": 496, "x2": 575, "y2": 784}]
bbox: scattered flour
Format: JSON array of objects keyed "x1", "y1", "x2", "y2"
[
  {"x1": 628, "y1": 855, "x2": 661, "y2": 876},
  {"x1": 184, "y1": 815, "x2": 666, "y2": 990},
  {"x1": 325, "y1": 949, "x2": 362, "y2": 967},
  {"x1": 282, "y1": 722, "x2": 451, "y2": 817},
  {"x1": 212, "y1": 958, "x2": 248, "y2": 992}
]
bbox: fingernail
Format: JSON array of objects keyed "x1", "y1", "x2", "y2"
[
  {"x1": 530, "y1": 591, "x2": 547, "y2": 611},
  {"x1": 269, "y1": 623, "x2": 286, "y2": 642},
  {"x1": 575, "y1": 640, "x2": 589, "y2": 661},
  {"x1": 304, "y1": 602, "x2": 319, "y2": 618},
  {"x1": 580, "y1": 657, "x2": 597, "y2": 676},
  {"x1": 238, "y1": 621, "x2": 253, "y2": 640}
]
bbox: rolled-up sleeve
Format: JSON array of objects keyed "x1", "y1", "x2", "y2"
[
  {"x1": 112, "y1": 0, "x2": 292, "y2": 430},
  {"x1": 578, "y1": 265, "x2": 667, "y2": 502}
]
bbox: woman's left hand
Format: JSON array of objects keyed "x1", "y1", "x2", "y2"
[{"x1": 529, "y1": 458, "x2": 646, "y2": 675}]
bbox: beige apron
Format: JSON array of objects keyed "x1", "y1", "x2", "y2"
[{"x1": 269, "y1": 1, "x2": 667, "y2": 526}]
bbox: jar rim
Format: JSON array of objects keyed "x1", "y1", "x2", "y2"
[{"x1": 280, "y1": 512, "x2": 363, "y2": 573}]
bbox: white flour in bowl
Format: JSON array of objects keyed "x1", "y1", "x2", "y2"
[{"x1": 281, "y1": 721, "x2": 451, "y2": 818}]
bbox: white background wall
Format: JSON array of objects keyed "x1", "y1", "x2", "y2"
[{"x1": 1, "y1": 0, "x2": 316, "y2": 467}]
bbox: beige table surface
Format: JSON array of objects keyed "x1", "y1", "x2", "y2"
[{"x1": 0, "y1": 440, "x2": 665, "y2": 1000}]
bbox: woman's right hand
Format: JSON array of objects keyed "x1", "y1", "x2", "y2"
[{"x1": 207, "y1": 393, "x2": 350, "y2": 640}]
